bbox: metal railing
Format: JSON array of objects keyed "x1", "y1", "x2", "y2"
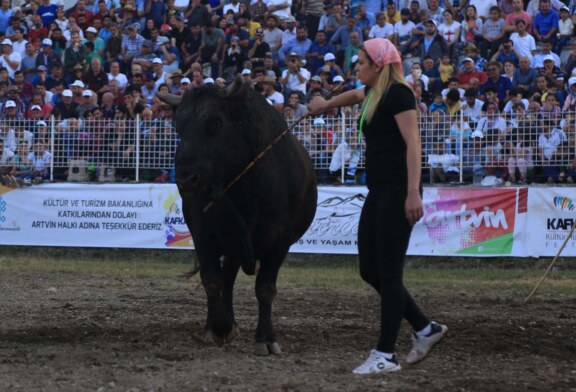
[{"x1": 1, "y1": 109, "x2": 575, "y2": 185}]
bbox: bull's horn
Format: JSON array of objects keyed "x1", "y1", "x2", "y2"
[
  {"x1": 224, "y1": 74, "x2": 244, "y2": 97},
  {"x1": 157, "y1": 92, "x2": 182, "y2": 108}
]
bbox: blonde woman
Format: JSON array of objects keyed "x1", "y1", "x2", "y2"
[{"x1": 308, "y1": 38, "x2": 447, "y2": 375}]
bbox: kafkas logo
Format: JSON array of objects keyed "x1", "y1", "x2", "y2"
[
  {"x1": 548, "y1": 196, "x2": 576, "y2": 230},
  {"x1": 162, "y1": 192, "x2": 193, "y2": 247}
]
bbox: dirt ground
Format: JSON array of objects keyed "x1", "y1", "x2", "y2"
[{"x1": 0, "y1": 267, "x2": 575, "y2": 392}]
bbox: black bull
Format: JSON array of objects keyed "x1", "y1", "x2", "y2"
[{"x1": 158, "y1": 77, "x2": 317, "y2": 355}]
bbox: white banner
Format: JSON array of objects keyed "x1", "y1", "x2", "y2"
[
  {"x1": 0, "y1": 183, "x2": 532, "y2": 256},
  {"x1": 526, "y1": 187, "x2": 576, "y2": 257}
]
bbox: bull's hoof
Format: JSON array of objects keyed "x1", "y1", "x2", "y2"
[
  {"x1": 203, "y1": 323, "x2": 238, "y2": 346},
  {"x1": 253, "y1": 342, "x2": 282, "y2": 356}
]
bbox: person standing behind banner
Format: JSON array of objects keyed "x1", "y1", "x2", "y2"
[{"x1": 307, "y1": 38, "x2": 447, "y2": 375}]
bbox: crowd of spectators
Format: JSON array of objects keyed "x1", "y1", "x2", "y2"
[{"x1": 1, "y1": 0, "x2": 576, "y2": 186}]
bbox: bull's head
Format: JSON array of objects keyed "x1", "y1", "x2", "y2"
[{"x1": 158, "y1": 76, "x2": 257, "y2": 200}]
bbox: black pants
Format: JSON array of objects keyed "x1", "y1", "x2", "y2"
[{"x1": 358, "y1": 184, "x2": 430, "y2": 353}]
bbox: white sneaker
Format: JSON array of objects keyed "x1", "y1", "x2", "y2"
[
  {"x1": 352, "y1": 350, "x2": 401, "y2": 375},
  {"x1": 406, "y1": 322, "x2": 448, "y2": 364}
]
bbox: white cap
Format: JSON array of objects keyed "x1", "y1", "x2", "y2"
[
  {"x1": 543, "y1": 54, "x2": 555, "y2": 62},
  {"x1": 5, "y1": 100, "x2": 16, "y2": 108},
  {"x1": 462, "y1": 57, "x2": 475, "y2": 64},
  {"x1": 86, "y1": 27, "x2": 98, "y2": 34},
  {"x1": 82, "y1": 90, "x2": 93, "y2": 97},
  {"x1": 37, "y1": 120, "x2": 47, "y2": 126},
  {"x1": 31, "y1": 104, "x2": 41, "y2": 111},
  {"x1": 351, "y1": 55, "x2": 358, "y2": 64},
  {"x1": 41, "y1": 38, "x2": 52, "y2": 46},
  {"x1": 471, "y1": 130, "x2": 483, "y2": 139},
  {"x1": 241, "y1": 68, "x2": 252, "y2": 75},
  {"x1": 1, "y1": 38, "x2": 12, "y2": 46},
  {"x1": 204, "y1": 77, "x2": 214, "y2": 84},
  {"x1": 62, "y1": 89, "x2": 73, "y2": 97},
  {"x1": 71, "y1": 80, "x2": 85, "y2": 88},
  {"x1": 152, "y1": 57, "x2": 162, "y2": 64},
  {"x1": 324, "y1": 53, "x2": 335, "y2": 62},
  {"x1": 181, "y1": 77, "x2": 191, "y2": 84},
  {"x1": 332, "y1": 75, "x2": 344, "y2": 83},
  {"x1": 313, "y1": 118, "x2": 325, "y2": 126},
  {"x1": 569, "y1": 77, "x2": 576, "y2": 87}
]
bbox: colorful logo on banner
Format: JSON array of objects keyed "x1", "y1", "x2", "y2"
[
  {"x1": 162, "y1": 192, "x2": 193, "y2": 247},
  {"x1": 421, "y1": 188, "x2": 517, "y2": 254},
  {"x1": 553, "y1": 196, "x2": 576, "y2": 211}
]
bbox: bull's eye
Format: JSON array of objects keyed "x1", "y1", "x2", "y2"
[{"x1": 206, "y1": 118, "x2": 223, "y2": 135}]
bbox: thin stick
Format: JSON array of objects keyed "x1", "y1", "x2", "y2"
[
  {"x1": 202, "y1": 115, "x2": 308, "y2": 213},
  {"x1": 523, "y1": 221, "x2": 576, "y2": 304}
]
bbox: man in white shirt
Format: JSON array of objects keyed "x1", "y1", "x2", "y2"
[
  {"x1": 510, "y1": 19, "x2": 537, "y2": 61},
  {"x1": 394, "y1": 8, "x2": 415, "y2": 52},
  {"x1": 11, "y1": 27, "x2": 27, "y2": 57},
  {"x1": 280, "y1": 52, "x2": 310, "y2": 95},
  {"x1": 260, "y1": 75, "x2": 284, "y2": 112},
  {"x1": 281, "y1": 15, "x2": 297, "y2": 45},
  {"x1": 107, "y1": 61, "x2": 128, "y2": 89},
  {"x1": 0, "y1": 38, "x2": 21, "y2": 78},
  {"x1": 461, "y1": 88, "x2": 484, "y2": 123},
  {"x1": 266, "y1": 0, "x2": 292, "y2": 21}
]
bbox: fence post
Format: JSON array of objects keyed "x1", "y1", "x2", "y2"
[
  {"x1": 135, "y1": 114, "x2": 140, "y2": 183},
  {"x1": 340, "y1": 111, "x2": 345, "y2": 183},
  {"x1": 50, "y1": 115, "x2": 54, "y2": 182},
  {"x1": 459, "y1": 109, "x2": 463, "y2": 183}
]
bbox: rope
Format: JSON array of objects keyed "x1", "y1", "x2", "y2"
[{"x1": 202, "y1": 114, "x2": 308, "y2": 213}]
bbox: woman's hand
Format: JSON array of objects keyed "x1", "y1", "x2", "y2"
[
  {"x1": 405, "y1": 192, "x2": 423, "y2": 226},
  {"x1": 307, "y1": 96, "x2": 327, "y2": 117}
]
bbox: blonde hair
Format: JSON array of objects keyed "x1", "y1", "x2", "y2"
[{"x1": 361, "y1": 48, "x2": 412, "y2": 124}]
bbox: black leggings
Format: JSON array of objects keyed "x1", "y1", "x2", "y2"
[{"x1": 358, "y1": 185, "x2": 430, "y2": 353}]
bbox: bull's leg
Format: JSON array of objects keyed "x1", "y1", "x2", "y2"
[{"x1": 253, "y1": 250, "x2": 286, "y2": 356}]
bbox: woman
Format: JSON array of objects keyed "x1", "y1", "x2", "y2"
[{"x1": 308, "y1": 38, "x2": 447, "y2": 374}]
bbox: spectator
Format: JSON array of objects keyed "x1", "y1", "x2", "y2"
[
  {"x1": 480, "y1": 6, "x2": 505, "y2": 60},
  {"x1": 322, "y1": 4, "x2": 345, "y2": 37},
  {"x1": 279, "y1": 25, "x2": 312, "y2": 65},
  {"x1": 481, "y1": 61, "x2": 512, "y2": 104},
  {"x1": 259, "y1": 75, "x2": 283, "y2": 111},
  {"x1": 222, "y1": 35, "x2": 245, "y2": 81},
  {"x1": 421, "y1": 55, "x2": 442, "y2": 94},
  {"x1": 556, "y1": 6, "x2": 574, "y2": 54},
  {"x1": 441, "y1": 78, "x2": 465, "y2": 100},
  {"x1": 507, "y1": 104, "x2": 534, "y2": 184},
  {"x1": 64, "y1": 31, "x2": 86, "y2": 75},
  {"x1": 418, "y1": 19, "x2": 449, "y2": 64},
  {"x1": 4, "y1": 86, "x2": 27, "y2": 117},
  {"x1": 355, "y1": 4, "x2": 376, "y2": 40},
  {"x1": 504, "y1": 0, "x2": 532, "y2": 33},
  {"x1": 287, "y1": 91, "x2": 307, "y2": 118},
  {"x1": 0, "y1": 39, "x2": 21, "y2": 79},
  {"x1": 250, "y1": 0, "x2": 268, "y2": 24},
  {"x1": 538, "y1": 117, "x2": 567, "y2": 183},
  {"x1": 469, "y1": 0, "x2": 498, "y2": 20},
  {"x1": 262, "y1": 14, "x2": 282, "y2": 55},
  {"x1": 368, "y1": 12, "x2": 395, "y2": 40},
  {"x1": 281, "y1": 52, "x2": 310, "y2": 96},
  {"x1": 84, "y1": 57, "x2": 108, "y2": 93},
  {"x1": 533, "y1": 0, "x2": 559, "y2": 44},
  {"x1": 306, "y1": 30, "x2": 334, "y2": 74},
  {"x1": 438, "y1": 9, "x2": 460, "y2": 48},
  {"x1": 27, "y1": 141, "x2": 52, "y2": 181},
  {"x1": 526, "y1": 0, "x2": 564, "y2": 16},
  {"x1": 427, "y1": 0, "x2": 445, "y2": 24},
  {"x1": 29, "y1": 15, "x2": 49, "y2": 46},
  {"x1": 11, "y1": 27, "x2": 27, "y2": 57},
  {"x1": 156, "y1": 36, "x2": 179, "y2": 73},
  {"x1": 406, "y1": 62, "x2": 430, "y2": 91},
  {"x1": 105, "y1": 23, "x2": 123, "y2": 65},
  {"x1": 331, "y1": 17, "x2": 363, "y2": 65},
  {"x1": 512, "y1": 56, "x2": 537, "y2": 93},
  {"x1": 77, "y1": 90, "x2": 98, "y2": 118},
  {"x1": 247, "y1": 27, "x2": 270, "y2": 69},
  {"x1": 121, "y1": 24, "x2": 146, "y2": 67},
  {"x1": 532, "y1": 39, "x2": 561, "y2": 69},
  {"x1": 537, "y1": 55, "x2": 564, "y2": 89},
  {"x1": 490, "y1": 39, "x2": 520, "y2": 66},
  {"x1": 461, "y1": 87, "x2": 484, "y2": 124},
  {"x1": 394, "y1": 8, "x2": 416, "y2": 55},
  {"x1": 54, "y1": 89, "x2": 79, "y2": 119},
  {"x1": 199, "y1": 22, "x2": 225, "y2": 78},
  {"x1": 438, "y1": 54, "x2": 454, "y2": 85},
  {"x1": 457, "y1": 57, "x2": 487, "y2": 88}
]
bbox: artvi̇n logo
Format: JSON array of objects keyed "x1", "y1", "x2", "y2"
[{"x1": 553, "y1": 196, "x2": 575, "y2": 211}]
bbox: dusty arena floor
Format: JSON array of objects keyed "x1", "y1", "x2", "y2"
[{"x1": 0, "y1": 255, "x2": 575, "y2": 392}]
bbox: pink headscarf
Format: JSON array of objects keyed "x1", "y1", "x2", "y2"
[{"x1": 363, "y1": 38, "x2": 402, "y2": 72}]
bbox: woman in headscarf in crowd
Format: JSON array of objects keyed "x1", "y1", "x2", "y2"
[{"x1": 308, "y1": 38, "x2": 447, "y2": 375}]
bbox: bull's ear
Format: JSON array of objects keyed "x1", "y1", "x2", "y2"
[
  {"x1": 157, "y1": 92, "x2": 182, "y2": 108},
  {"x1": 224, "y1": 74, "x2": 247, "y2": 98}
]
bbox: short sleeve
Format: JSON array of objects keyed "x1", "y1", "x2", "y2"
[{"x1": 384, "y1": 83, "x2": 416, "y2": 116}]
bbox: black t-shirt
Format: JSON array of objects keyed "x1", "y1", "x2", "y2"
[{"x1": 362, "y1": 83, "x2": 416, "y2": 188}]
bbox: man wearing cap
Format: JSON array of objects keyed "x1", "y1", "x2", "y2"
[
  {"x1": 531, "y1": 39, "x2": 560, "y2": 68},
  {"x1": 0, "y1": 99, "x2": 25, "y2": 124},
  {"x1": 248, "y1": 27, "x2": 271, "y2": 69},
  {"x1": 35, "y1": 38, "x2": 60, "y2": 72},
  {"x1": 133, "y1": 41, "x2": 157, "y2": 70},
  {"x1": 121, "y1": 23, "x2": 146, "y2": 65},
  {"x1": 537, "y1": 54, "x2": 564, "y2": 88},
  {"x1": 157, "y1": 36, "x2": 180, "y2": 73},
  {"x1": 457, "y1": 57, "x2": 487, "y2": 88},
  {"x1": 168, "y1": 70, "x2": 184, "y2": 94},
  {"x1": 281, "y1": 15, "x2": 298, "y2": 47},
  {"x1": 0, "y1": 38, "x2": 20, "y2": 79},
  {"x1": 152, "y1": 57, "x2": 168, "y2": 87},
  {"x1": 281, "y1": 51, "x2": 310, "y2": 95},
  {"x1": 394, "y1": 8, "x2": 416, "y2": 54},
  {"x1": 86, "y1": 26, "x2": 105, "y2": 58},
  {"x1": 224, "y1": 18, "x2": 250, "y2": 57},
  {"x1": 77, "y1": 90, "x2": 98, "y2": 118},
  {"x1": 259, "y1": 75, "x2": 284, "y2": 111},
  {"x1": 55, "y1": 89, "x2": 79, "y2": 119},
  {"x1": 306, "y1": 30, "x2": 334, "y2": 73},
  {"x1": 418, "y1": 19, "x2": 448, "y2": 63}
]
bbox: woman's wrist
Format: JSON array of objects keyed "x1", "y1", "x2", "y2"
[{"x1": 408, "y1": 189, "x2": 420, "y2": 195}]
